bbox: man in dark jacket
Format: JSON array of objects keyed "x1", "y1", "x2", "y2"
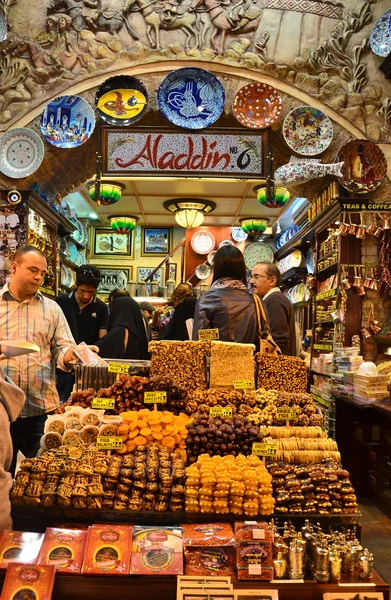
[{"x1": 250, "y1": 262, "x2": 296, "y2": 356}]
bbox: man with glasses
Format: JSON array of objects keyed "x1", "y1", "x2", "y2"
[{"x1": 250, "y1": 262, "x2": 296, "y2": 355}]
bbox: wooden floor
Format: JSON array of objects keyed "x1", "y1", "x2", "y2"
[{"x1": 360, "y1": 498, "x2": 391, "y2": 584}]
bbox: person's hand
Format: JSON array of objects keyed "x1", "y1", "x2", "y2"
[{"x1": 63, "y1": 345, "x2": 99, "y2": 367}]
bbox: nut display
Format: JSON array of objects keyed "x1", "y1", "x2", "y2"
[
  {"x1": 210, "y1": 341, "x2": 255, "y2": 389},
  {"x1": 268, "y1": 460, "x2": 358, "y2": 515},
  {"x1": 11, "y1": 444, "x2": 185, "y2": 512},
  {"x1": 149, "y1": 341, "x2": 209, "y2": 391},
  {"x1": 186, "y1": 389, "x2": 244, "y2": 415},
  {"x1": 255, "y1": 354, "x2": 307, "y2": 393},
  {"x1": 185, "y1": 454, "x2": 274, "y2": 515},
  {"x1": 186, "y1": 414, "x2": 261, "y2": 463}
]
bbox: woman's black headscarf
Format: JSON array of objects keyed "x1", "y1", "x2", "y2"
[{"x1": 97, "y1": 296, "x2": 149, "y2": 360}]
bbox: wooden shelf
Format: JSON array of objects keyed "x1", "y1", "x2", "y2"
[
  {"x1": 280, "y1": 267, "x2": 307, "y2": 288},
  {"x1": 317, "y1": 262, "x2": 338, "y2": 276}
]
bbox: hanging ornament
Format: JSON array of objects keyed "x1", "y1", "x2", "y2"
[
  {"x1": 109, "y1": 215, "x2": 138, "y2": 233},
  {"x1": 87, "y1": 181, "x2": 125, "y2": 206},
  {"x1": 239, "y1": 218, "x2": 269, "y2": 237}
]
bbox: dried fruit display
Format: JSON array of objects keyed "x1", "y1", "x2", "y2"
[
  {"x1": 149, "y1": 341, "x2": 209, "y2": 390},
  {"x1": 186, "y1": 414, "x2": 261, "y2": 463},
  {"x1": 268, "y1": 460, "x2": 357, "y2": 515},
  {"x1": 255, "y1": 354, "x2": 307, "y2": 392},
  {"x1": 209, "y1": 341, "x2": 255, "y2": 389},
  {"x1": 185, "y1": 454, "x2": 274, "y2": 516}
]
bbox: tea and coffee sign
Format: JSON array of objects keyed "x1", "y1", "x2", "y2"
[{"x1": 104, "y1": 129, "x2": 264, "y2": 178}]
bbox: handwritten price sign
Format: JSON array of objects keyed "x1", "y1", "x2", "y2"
[
  {"x1": 92, "y1": 398, "x2": 115, "y2": 410},
  {"x1": 276, "y1": 407, "x2": 299, "y2": 420},
  {"x1": 252, "y1": 442, "x2": 278, "y2": 457},
  {"x1": 198, "y1": 329, "x2": 219, "y2": 341},
  {"x1": 209, "y1": 406, "x2": 233, "y2": 418},
  {"x1": 108, "y1": 362, "x2": 129, "y2": 374},
  {"x1": 233, "y1": 379, "x2": 253, "y2": 389},
  {"x1": 96, "y1": 436, "x2": 122, "y2": 449},
  {"x1": 144, "y1": 391, "x2": 167, "y2": 404}
]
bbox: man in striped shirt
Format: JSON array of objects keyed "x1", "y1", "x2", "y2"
[{"x1": 0, "y1": 245, "x2": 81, "y2": 474}]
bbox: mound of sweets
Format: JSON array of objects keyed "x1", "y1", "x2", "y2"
[{"x1": 185, "y1": 454, "x2": 275, "y2": 516}]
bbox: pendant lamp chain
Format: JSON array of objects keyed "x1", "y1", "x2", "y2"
[
  {"x1": 94, "y1": 121, "x2": 103, "y2": 206},
  {"x1": 266, "y1": 127, "x2": 275, "y2": 206}
]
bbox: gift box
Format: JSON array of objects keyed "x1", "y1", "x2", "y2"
[
  {"x1": 81, "y1": 525, "x2": 133, "y2": 576},
  {"x1": 1, "y1": 563, "x2": 55, "y2": 599},
  {"x1": 130, "y1": 526, "x2": 183, "y2": 575},
  {"x1": 0, "y1": 530, "x2": 43, "y2": 569},
  {"x1": 37, "y1": 528, "x2": 87, "y2": 574}
]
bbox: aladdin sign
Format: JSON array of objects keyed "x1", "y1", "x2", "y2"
[{"x1": 104, "y1": 129, "x2": 264, "y2": 178}]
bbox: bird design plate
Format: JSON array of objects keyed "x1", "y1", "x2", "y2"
[
  {"x1": 283, "y1": 106, "x2": 333, "y2": 156},
  {"x1": 195, "y1": 263, "x2": 212, "y2": 280},
  {"x1": 95, "y1": 76, "x2": 148, "y2": 126},
  {"x1": 370, "y1": 8, "x2": 391, "y2": 57},
  {"x1": 231, "y1": 227, "x2": 248, "y2": 243},
  {"x1": 158, "y1": 67, "x2": 225, "y2": 130},
  {"x1": 232, "y1": 82, "x2": 283, "y2": 129},
  {"x1": 0, "y1": 128, "x2": 44, "y2": 179},
  {"x1": 243, "y1": 242, "x2": 274, "y2": 269},
  {"x1": 336, "y1": 139, "x2": 387, "y2": 194},
  {"x1": 40, "y1": 95, "x2": 95, "y2": 148},
  {"x1": 191, "y1": 230, "x2": 216, "y2": 255}
]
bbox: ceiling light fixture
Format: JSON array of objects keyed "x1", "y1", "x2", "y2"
[
  {"x1": 163, "y1": 199, "x2": 216, "y2": 229},
  {"x1": 86, "y1": 180, "x2": 125, "y2": 206},
  {"x1": 254, "y1": 184, "x2": 290, "y2": 209},
  {"x1": 239, "y1": 218, "x2": 270, "y2": 238},
  {"x1": 109, "y1": 215, "x2": 138, "y2": 234}
]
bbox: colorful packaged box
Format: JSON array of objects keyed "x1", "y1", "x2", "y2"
[
  {"x1": 1, "y1": 563, "x2": 56, "y2": 599},
  {"x1": 184, "y1": 546, "x2": 236, "y2": 578},
  {"x1": 81, "y1": 525, "x2": 133, "y2": 576},
  {"x1": 130, "y1": 526, "x2": 183, "y2": 575},
  {"x1": 0, "y1": 530, "x2": 44, "y2": 569},
  {"x1": 37, "y1": 528, "x2": 87, "y2": 574},
  {"x1": 234, "y1": 522, "x2": 274, "y2": 543},
  {"x1": 236, "y1": 542, "x2": 273, "y2": 568},
  {"x1": 182, "y1": 523, "x2": 235, "y2": 547}
]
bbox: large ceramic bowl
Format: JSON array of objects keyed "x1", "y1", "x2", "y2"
[
  {"x1": 40, "y1": 95, "x2": 95, "y2": 149},
  {"x1": 283, "y1": 106, "x2": 333, "y2": 156},
  {"x1": 232, "y1": 82, "x2": 283, "y2": 129},
  {"x1": 158, "y1": 67, "x2": 225, "y2": 130},
  {"x1": 95, "y1": 75, "x2": 148, "y2": 126},
  {"x1": 337, "y1": 139, "x2": 387, "y2": 194}
]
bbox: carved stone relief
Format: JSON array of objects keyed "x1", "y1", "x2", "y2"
[{"x1": 0, "y1": 0, "x2": 390, "y2": 146}]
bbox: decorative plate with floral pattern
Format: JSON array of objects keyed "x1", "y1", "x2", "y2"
[
  {"x1": 191, "y1": 230, "x2": 216, "y2": 255},
  {"x1": 243, "y1": 242, "x2": 274, "y2": 269},
  {"x1": 283, "y1": 106, "x2": 333, "y2": 156},
  {"x1": 232, "y1": 82, "x2": 283, "y2": 129}
]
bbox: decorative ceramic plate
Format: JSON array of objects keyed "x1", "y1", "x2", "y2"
[
  {"x1": 219, "y1": 239, "x2": 235, "y2": 248},
  {"x1": 191, "y1": 230, "x2": 215, "y2": 255},
  {"x1": 243, "y1": 242, "x2": 274, "y2": 269},
  {"x1": 0, "y1": 128, "x2": 44, "y2": 179},
  {"x1": 231, "y1": 227, "x2": 248, "y2": 243},
  {"x1": 0, "y1": 12, "x2": 7, "y2": 42},
  {"x1": 196, "y1": 263, "x2": 212, "y2": 280},
  {"x1": 306, "y1": 248, "x2": 315, "y2": 274},
  {"x1": 207, "y1": 250, "x2": 217, "y2": 265},
  {"x1": 336, "y1": 139, "x2": 387, "y2": 194},
  {"x1": 232, "y1": 82, "x2": 283, "y2": 129},
  {"x1": 158, "y1": 67, "x2": 225, "y2": 130},
  {"x1": 283, "y1": 106, "x2": 333, "y2": 156},
  {"x1": 40, "y1": 95, "x2": 95, "y2": 148},
  {"x1": 278, "y1": 250, "x2": 304, "y2": 274},
  {"x1": 370, "y1": 8, "x2": 391, "y2": 57},
  {"x1": 67, "y1": 240, "x2": 79, "y2": 264},
  {"x1": 291, "y1": 282, "x2": 306, "y2": 303},
  {"x1": 95, "y1": 75, "x2": 148, "y2": 126}
]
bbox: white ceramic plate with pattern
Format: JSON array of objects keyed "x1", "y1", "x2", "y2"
[
  {"x1": 0, "y1": 128, "x2": 44, "y2": 179},
  {"x1": 283, "y1": 106, "x2": 333, "y2": 156},
  {"x1": 0, "y1": 13, "x2": 7, "y2": 42},
  {"x1": 207, "y1": 250, "x2": 217, "y2": 265},
  {"x1": 191, "y1": 230, "x2": 215, "y2": 255},
  {"x1": 370, "y1": 8, "x2": 391, "y2": 57},
  {"x1": 195, "y1": 263, "x2": 211, "y2": 280},
  {"x1": 243, "y1": 242, "x2": 274, "y2": 269},
  {"x1": 231, "y1": 227, "x2": 248, "y2": 243}
]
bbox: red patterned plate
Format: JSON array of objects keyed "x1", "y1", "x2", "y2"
[
  {"x1": 337, "y1": 139, "x2": 387, "y2": 194},
  {"x1": 232, "y1": 82, "x2": 283, "y2": 129}
]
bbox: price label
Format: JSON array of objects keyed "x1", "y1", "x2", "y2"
[
  {"x1": 144, "y1": 391, "x2": 167, "y2": 404},
  {"x1": 198, "y1": 328, "x2": 219, "y2": 341},
  {"x1": 313, "y1": 343, "x2": 333, "y2": 351},
  {"x1": 233, "y1": 379, "x2": 253, "y2": 389},
  {"x1": 96, "y1": 436, "x2": 122, "y2": 449},
  {"x1": 252, "y1": 442, "x2": 278, "y2": 457},
  {"x1": 209, "y1": 406, "x2": 233, "y2": 417},
  {"x1": 108, "y1": 362, "x2": 129, "y2": 374},
  {"x1": 276, "y1": 407, "x2": 299, "y2": 420},
  {"x1": 92, "y1": 398, "x2": 115, "y2": 409},
  {"x1": 316, "y1": 288, "x2": 337, "y2": 301}
]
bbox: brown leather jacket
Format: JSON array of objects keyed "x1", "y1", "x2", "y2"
[{"x1": 192, "y1": 288, "x2": 258, "y2": 344}]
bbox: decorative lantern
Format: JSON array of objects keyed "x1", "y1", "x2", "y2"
[
  {"x1": 163, "y1": 199, "x2": 216, "y2": 229},
  {"x1": 239, "y1": 218, "x2": 269, "y2": 237},
  {"x1": 254, "y1": 184, "x2": 290, "y2": 209},
  {"x1": 87, "y1": 181, "x2": 125, "y2": 206},
  {"x1": 109, "y1": 215, "x2": 138, "y2": 234}
]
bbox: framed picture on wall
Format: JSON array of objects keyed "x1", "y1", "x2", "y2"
[
  {"x1": 93, "y1": 228, "x2": 133, "y2": 257},
  {"x1": 96, "y1": 266, "x2": 132, "y2": 293},
  {"x1": 137, "y1": 267, "x2": 163, "y2": 285},
  {"x1": 141, "y1": 227, "x2": 171, "y2": 256},
  {"x1": 167, "y1": 263, "x2": 177, "y2": 281}
]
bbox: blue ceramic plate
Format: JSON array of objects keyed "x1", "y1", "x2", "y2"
[
  {"x1": 40, "y1": 95, "x2": 95, "y2": 148},
  {"x1": 158, "y1": 67, "x2": 225, "y2": 130},
  {"x1": 231, "y1": 227, "x2": 248, "y2": 243},
  {"x1": 370, "y1": 8, "x2": 391, "y2": 57}
]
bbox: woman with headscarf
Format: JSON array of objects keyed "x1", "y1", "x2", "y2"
[
  {"x1": 96, "y1": 296, "x2": 149, "y2": 360},
  {"x1": 192, "y1": 245, "x2": 259, "y2": 344}
]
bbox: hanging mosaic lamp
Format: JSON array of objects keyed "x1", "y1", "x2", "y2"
[
  {"x1": 239, "y1": 218, "x2": 269, "y2": 237},
  {"x1": 254, "y1": 184, "x2": 290, "y2": 209},
  {"x1": 86, "y1": 180, "x2": 125, "y2": 206},
  {"x1": 109, "y1": 215, "x2": 138, "y2": 234}
]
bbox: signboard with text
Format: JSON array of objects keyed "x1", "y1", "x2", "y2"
[{"x1": 104, "y1": 128, "x2": 264, "y2": 179}]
